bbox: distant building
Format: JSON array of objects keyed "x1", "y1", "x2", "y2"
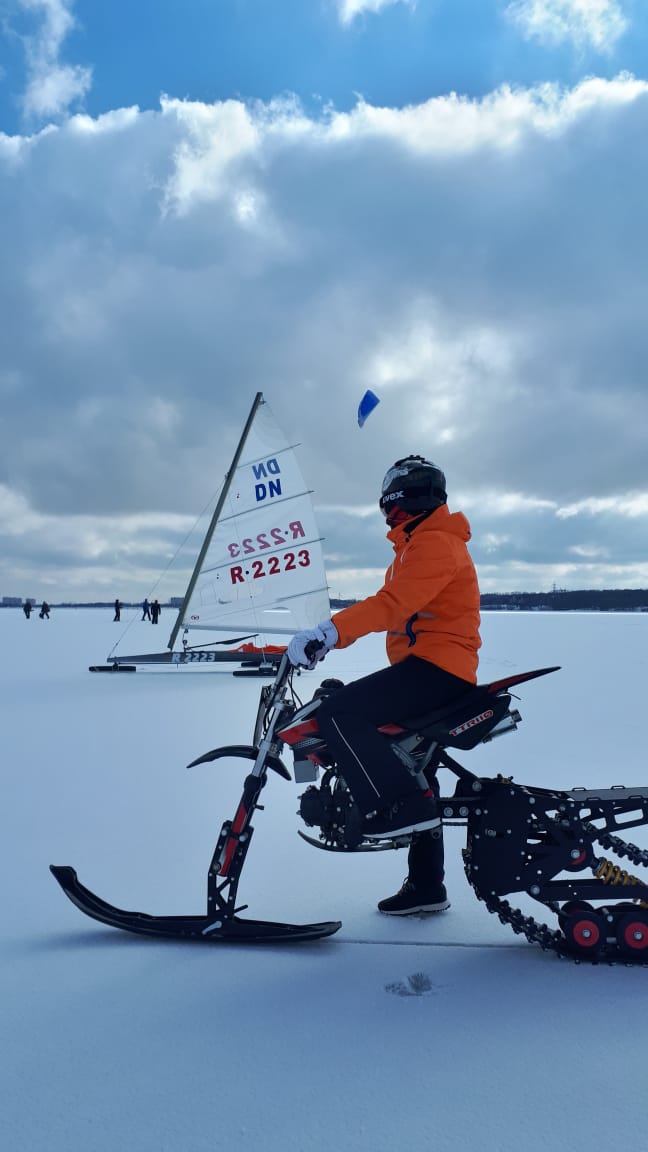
[{"x1": 2, "y1": 596, "x2": 22, "y2": 606}]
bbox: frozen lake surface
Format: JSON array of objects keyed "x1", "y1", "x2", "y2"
[{"x1": 2, "y1": 608, "x2": 647, "y2": 1151}]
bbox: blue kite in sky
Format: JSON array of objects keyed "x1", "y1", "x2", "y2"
[{"x1": 357, "y1": 390, "x2": 380, "y2": 427}]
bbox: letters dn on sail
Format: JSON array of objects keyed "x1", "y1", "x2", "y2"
[{"x1": 253, "y1": 458, "x2": 281, "y2": 502}]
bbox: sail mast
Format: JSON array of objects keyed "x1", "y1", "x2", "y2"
[{"x1": 167, "y1": 392, "x2": 264, "y2": 652}]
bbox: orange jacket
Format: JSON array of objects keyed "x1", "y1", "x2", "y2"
[{"x1": 332, "y1": 505, "x2": 481, "y2": 682}]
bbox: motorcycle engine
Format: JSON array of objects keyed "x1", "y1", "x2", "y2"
[{"x1": 298, "y1": 770, "x2": 365, "y2": 849}]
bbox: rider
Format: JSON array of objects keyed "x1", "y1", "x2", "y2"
[{"x1": 287, "y1": 456, "x2": 482, "y2": 916}]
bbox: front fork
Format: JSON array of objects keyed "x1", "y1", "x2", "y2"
[
  {"x1": 208, "y1": 671, "x2": 293, "y2": 918},
  {"x1": 207, "y1": 773, "x2": 267, "y2": 920}
]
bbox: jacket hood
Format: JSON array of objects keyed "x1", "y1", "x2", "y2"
[{"x1": 387, "y1": 503, "x2": 471, "y2": 550}]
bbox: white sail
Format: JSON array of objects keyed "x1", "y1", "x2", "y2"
[{"x1": 177, "y1": 397, "x2": 330, "y2": 637}]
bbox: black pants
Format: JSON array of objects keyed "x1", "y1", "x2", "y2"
[
  {"x1": 316, "y1": 656, "x2": 472, "y2": 816},
  {"x1": 409, "y1": 806, "x2": 445, "y2": 887},
  {"x1": 317, "y1": 657, "x2": 471, "y2": 887}
]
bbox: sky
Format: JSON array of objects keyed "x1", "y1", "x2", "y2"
[
  {"x1": 1, "y1": 0, "x2": 647, "y2": 603},
  {"x1": 3, "y1": 609, "x2": 648, "y2": 1150}
]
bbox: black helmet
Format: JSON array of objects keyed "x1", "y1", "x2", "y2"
[{"x1": 379, "y1": 456, "x2": 447, "y2": 526}]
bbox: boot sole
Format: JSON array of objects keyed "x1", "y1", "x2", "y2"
[
  {"x1": 378, "y1": 899, "x2": 451, "y2": 916},
  {"x1": 364, "y1": 815, "x2": 441, "y2": 840}
]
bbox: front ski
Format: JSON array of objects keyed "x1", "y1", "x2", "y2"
[{"x1": 50, "y1": 866, "x2": 341, "y2": 944}]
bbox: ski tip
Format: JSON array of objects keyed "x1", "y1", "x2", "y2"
[
  {"x1": 322, "y1": 921, "x2": 343, "y2": 937},
  {"x1": 49, "y1": 864, "x2": 77, "y2": 886}
]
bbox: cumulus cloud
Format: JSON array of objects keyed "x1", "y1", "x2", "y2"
[
  {"x1": 0, "y1": 483, "x2": 197, "y2": 598},
  {"x1": 18, "y1": 0, "x2": 92, "y2": 121},
  {"x1": 505, "y1": 0, "x2": 628, "y2": 52},
  {"x1": 557, "y1": 493, "x2": 648, "y2": 518},
  {"x1": 336, "y1": 0, "x2": 413, "y2": 26},
  {"x1": 1, "y1": 75, "x2": 648, "y2": 597}
]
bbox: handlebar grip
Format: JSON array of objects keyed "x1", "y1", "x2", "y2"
[{"x1": 304, "y1": 638, "x2": 325, "y2": 661}]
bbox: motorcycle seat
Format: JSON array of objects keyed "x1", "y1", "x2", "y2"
[{"x1": 395, "y1": 685, "x2": 512, "y2": 750}]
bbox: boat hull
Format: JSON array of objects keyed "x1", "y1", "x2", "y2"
[{"x1": 89, "y1": 648, "x2": 283, "y2": 673}]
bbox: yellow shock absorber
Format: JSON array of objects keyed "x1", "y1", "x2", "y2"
[{"x1": 595, "y1": 857, "x2": 648, "y2": 907}]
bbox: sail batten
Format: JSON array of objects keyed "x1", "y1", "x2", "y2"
[
  {"x1": 238, "y1": 442, "x2": 297, "y2": 467},
  {"x1": 216, "y1": 489, "x2": 315, "y2": 525}
]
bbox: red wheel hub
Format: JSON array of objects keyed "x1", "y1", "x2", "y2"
[
  {"x1": 571, "y1": 918, "x2": 601, "y2": 948},
  {"x1": 622, "y1": 920, "x2": 648, "y2": 951}
]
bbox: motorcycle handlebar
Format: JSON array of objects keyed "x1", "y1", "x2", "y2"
[{"x1": 304, "y1": 638, "x2": 325, "y2": 661}]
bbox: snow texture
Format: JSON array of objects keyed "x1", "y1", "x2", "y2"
[{"x1": 2, "y1": 608, "x2": 647, "y2": 1151}]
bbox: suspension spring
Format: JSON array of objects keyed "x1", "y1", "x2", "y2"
[{"x1": 595, "y1": 856, "x2": 648, "y2": 906}]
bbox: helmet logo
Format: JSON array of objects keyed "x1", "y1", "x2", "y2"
[
  {"x1": 382, "y1": 490, "x2": 404, "y2": 504},
  {"x1": 382, "y1": 467, "x2": 410, "y2": 492}
]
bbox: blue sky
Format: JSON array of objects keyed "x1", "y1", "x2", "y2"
[
  {"x1": 1, "y1": 0, "x2": 644, "y2": 131},
  {"x1": 0, "y1": 1, "x2": 647, "y2": 602}
]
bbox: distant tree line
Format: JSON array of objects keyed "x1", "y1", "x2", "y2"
[
  {"x1": 480, "y1": 589, "x2": 648, "y2": 611},
  {"x1": 334, "y1": 591, "x2": 648, "y2": 612}
]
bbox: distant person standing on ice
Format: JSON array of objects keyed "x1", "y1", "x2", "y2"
[
  {"x1": 113, "y1": 599, "x2": 121, "y2": 622},
  {"x1": 151, "y1": 599, "x2": 161, "y2": 624},
  {"x1": 39, "y1": 601, "x2": 50, "y2": 619},
  {"x1": 23, "y1": 601, "x2": 32, "y2": 619},
  {"x1": 141, "y1": 598, "x2": 151, "y2": 621}
]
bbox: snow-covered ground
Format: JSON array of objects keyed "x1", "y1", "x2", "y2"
[{"x1": 2, "y1": 608, "x2": 647, "y2": 1151}]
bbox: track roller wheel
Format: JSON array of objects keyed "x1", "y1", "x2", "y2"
[
  {"x1": 615, "y1": 909, "x2": 648, "y2": 957},
  {"x1": 561, "y1": 909, "x2": 606, "y2": 956},
  {"x1": 558, "y1": 900, "x2": 593, "y2": 931}
]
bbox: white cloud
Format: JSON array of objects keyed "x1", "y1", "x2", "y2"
[
  {"x1": 160, "y1": 96, "x2": 261, "y2": 212},
  {"x1": 336, "y1": 0, "x2": 413, "y2": 26},
  {"x1": 0, "y1": 482, "x2": 196, "y2": 596},
  {"x1": 324, "y1": 72, "x2": 646, "y2": 152},
  {"x1": 482, "y1": 533, "x2": 512, "y2": 552},
  {"x1": 477, "y1": 559, "x2": 648, "y2": 594},
  {"x1": 461, "y1": 492, "x2": 557, "y2": 515},
  {"x1": 2, "y1": 74, "x2": 648, "y2": 596},
  {"x1": 557, "y1": 493, "x2": 648, "y2": 518},
  {"x1": 506, "y1": 0, "x2": 628, "y2": 52},
  {"x1": 568, "y1": 543, "x2": 609, "y2": 557},
  {"x1": 19, "y1": 0, "x2": 92, "y2": 120}
]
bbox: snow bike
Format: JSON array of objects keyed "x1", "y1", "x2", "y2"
[{"x1": 51, "y1": 650, "x2": 648, "y2": 962}]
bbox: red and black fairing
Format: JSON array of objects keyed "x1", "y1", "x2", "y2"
[
  {"x1": 278, "y1": 699, "x2": 330, "y2": 767},
  {"x1": 278, "y1": 666, "x2": 556, "y2": 766},
  {"x1": 281, "y1": 666, "x2": 560, "y2": 853}
]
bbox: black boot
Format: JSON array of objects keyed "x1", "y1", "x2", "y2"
[
  {"x1": 378, "y1": 827, "x2": 449, "y2": 915},
  {"x1": 377, "y1": 878, "x2": 450, "y2": 916}
]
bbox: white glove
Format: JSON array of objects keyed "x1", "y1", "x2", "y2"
[{"x1": 287, "y1": 620, "x2": 339, "y2": 669}]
